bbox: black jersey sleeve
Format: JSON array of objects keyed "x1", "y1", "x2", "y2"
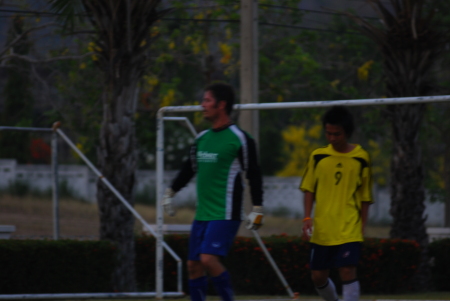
[
  {"x1": 170, "y1": 144, "x2": 197, "y2": 193},
  {"x1": 239, "y1": 133, "x2": 264, "y2": 206}
]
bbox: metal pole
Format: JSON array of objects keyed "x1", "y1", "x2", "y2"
[
  {"x1": 0, "y1": 292, "x2": 184, "y2": 300},
  {"x1": 156, "y1": 110, "x2": 165, "y2": 299},
  {"x1": 252, "y1": 230, "x2": 294, "y2": 297},
  {"x1": 51, "y1": 122, "x2": 61, "y2": 240},
  {"x1": 0, "y1": 126, "x2": 52, "y2": 132}
]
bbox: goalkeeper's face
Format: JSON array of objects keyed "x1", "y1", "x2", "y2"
[
  {"x1": 201, "y1": 91, "x2": 224, "y2": 122},
  {"x1": 325, "y1": 123, "x2": 348, "y2": 151}
]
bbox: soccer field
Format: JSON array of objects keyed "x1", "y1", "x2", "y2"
[{"x1": 67, "y1": 291, "x2": 450, "y2": 301}]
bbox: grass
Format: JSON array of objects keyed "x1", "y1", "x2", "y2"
[
  {"x1": 64, "y1": 291, "x2": 450, "y2": 301},
  {"x1": 0, "y1": 194, "x2": 391, "y2": 239}
]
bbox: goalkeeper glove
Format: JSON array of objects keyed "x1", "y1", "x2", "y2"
[
  {"x1": 246, "y1": 206, "x2": 264, "y2": 230},
  {"x1": 162, "y1": 188, "x2": 176, "y2": 216}
]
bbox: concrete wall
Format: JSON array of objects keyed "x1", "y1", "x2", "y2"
[{"x1": 0, "y1": 159, "x2": 445, "y2": 226}]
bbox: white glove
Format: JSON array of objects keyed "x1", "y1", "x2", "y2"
[
  {"x1": 246, "y1": 206, "x2": 264, "y2": 230},
  {"x1": 162, "y1": 188, "x2": 176, "y2": 216}
]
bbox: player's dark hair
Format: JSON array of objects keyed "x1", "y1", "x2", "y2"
[
  {"x1": 322, "y1": 106, "x2": 355, "y2": 138},
  {"x1": 204, "y1": 82, "x2": 235, "y2": 115}
]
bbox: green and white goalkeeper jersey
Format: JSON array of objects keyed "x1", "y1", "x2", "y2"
[{"x1": 171, "y1": 124, "x2": 263, "y2": 221}]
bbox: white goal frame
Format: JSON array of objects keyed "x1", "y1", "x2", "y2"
[{"x1": 156, "y1": 94, "x2": 450, "y2": 298}]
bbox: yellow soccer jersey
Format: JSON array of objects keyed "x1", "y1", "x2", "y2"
[{"x1": 300, "y1": 144, "x2": 373, "y2": 246}]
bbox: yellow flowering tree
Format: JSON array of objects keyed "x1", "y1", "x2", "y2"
[{"x1": 276, "y1": 122, "x2": 323, "y2": 177}]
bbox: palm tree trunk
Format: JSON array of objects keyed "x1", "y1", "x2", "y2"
[
  {"x1": 97, "y1": 81, "x2": 138, "y2": 292},
  {"x1": 388, "y1": 103, "x2": 431, "y2": 289},
  {"x1": 344, "y1": 0, "x2": 447, "y2": 291}
]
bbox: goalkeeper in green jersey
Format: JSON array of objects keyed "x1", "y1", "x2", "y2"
[
  {"x1": 300, "y1": 106, "x2": 373, "y2": 301},
  {"x1": 163, "y1": 83, "x2": 264, "y2": 301}
]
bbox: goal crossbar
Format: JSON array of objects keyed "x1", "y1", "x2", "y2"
[{"x1": 158, "y1": 94, "x2": 450, "y2": 114}]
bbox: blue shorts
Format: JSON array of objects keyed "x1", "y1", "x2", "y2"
[
  {"x1": 188, "y1": 220, "x2": 241, "y2": 261},
  {"x1": 310, "y1": 242, "x2": 362, "y2": 270}
]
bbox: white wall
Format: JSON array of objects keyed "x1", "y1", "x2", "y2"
[{"x1": 0, "y1": 159, "x2": 445, "y2": 226}]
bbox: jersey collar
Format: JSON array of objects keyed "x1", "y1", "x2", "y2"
[{"x1": 212, "y1": 122, "x2": 233, "y2": 132}]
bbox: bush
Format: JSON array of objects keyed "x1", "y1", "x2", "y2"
[
  {"x1": 134, "y1": 234, "x2": 421, "y2": 295},
  {"x1": 6, "y1": 180, "x2": 30, "y2": 197},
  {"x1": 0, "y1": 240, "x2": 116, "y2": 294},
  {"x1": 429, "y1": 238, "x2": 450, "y2": 291},
  {"x1": 0, "y1": 235, "x2": 423, "y2": 295},
  {"x1": 135, "y1": 185, "x2": 156, "y2": 206},
  {"x1": 358, "y1": 238, "x2": 420, "y2": 293}
]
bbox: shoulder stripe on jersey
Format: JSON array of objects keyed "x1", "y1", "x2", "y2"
[
  {"x1": 229, "y1": 125, "x2": 248, "y2": 170},
  {"x1": 314, "y1": 154, "x2": 330, "y2": 168},
  {"x1": 225, "y1": 158, "x2": 242, "y2": 219},
  {"x1": 352, "y1": 157, "x2": 369, "y2": 176},
  {"x1": 352, "y1": 157, "x2": 368, "y2": 168},
  {"x1": 196, "y1": 129, "x2": 209, "y2": 139}
]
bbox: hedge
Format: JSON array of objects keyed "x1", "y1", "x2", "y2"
[
  {"x1": 135, "y1": 234, "x2": 421, "y2": 295},
  {"x1": 429, "y1": 238, "x2": 450, "y2": 291},
  {"x1": 0, "y1": 235, "x2": 427, "y2": 295},
  {"x1": 0, "y1": 239, "x2": 116, "y2": 294}
]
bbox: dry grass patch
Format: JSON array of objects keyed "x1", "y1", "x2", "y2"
[
  {"x1": 0, "y1": 194, "x2": 389, "y2": 239},
  {"x1": 0, "y1": 194, "x2": 99, "y2": 238}
]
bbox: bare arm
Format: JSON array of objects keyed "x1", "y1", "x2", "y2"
[
  {"x1": 361, "y1": 202, "x2": 370, "y2": 235},
  {"x1": 302, "y1": 191, "x2": 314, "y2": 240}
]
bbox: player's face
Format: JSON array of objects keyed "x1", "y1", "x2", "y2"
[
  {"x1": 325, "y1": 124, "x2": 348, "y2": 150},
  {"x1": 201, "y1": 91, "x2": 222, "y2": 122}
]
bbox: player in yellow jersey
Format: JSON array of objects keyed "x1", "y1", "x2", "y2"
[{"x1": 300, "y1": 106, "x2": 373, "y2": 301}]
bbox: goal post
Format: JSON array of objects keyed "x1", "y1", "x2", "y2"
[{"x1": 156, "y1": 94, "x2": 450, "y2": 298}]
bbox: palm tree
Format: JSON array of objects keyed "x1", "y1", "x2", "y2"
[
  {"x1": 50, "y1": 0, "x2": 171, "y2": 291},
  {"x1": 346, "y1": 0, "x2": 448, "y2": 289}
]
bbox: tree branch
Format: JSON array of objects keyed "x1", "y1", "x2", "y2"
[
  {"x1": 1, "y1": 52, "x2": 94, "y2": 64},
  {"x1": 0, "y1": 22, "x2": 57, "y2": 58}
]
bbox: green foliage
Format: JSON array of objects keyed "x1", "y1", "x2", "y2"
[
  {"x1": 135, "y1": 184, "x2": 156, "y2": 206},
  {"x1": 48, "y1": 0, "x2": 86, "y2": 33},
  {"x1": 0, "y1": 15, "x2": 34, "y2": 163},
  {"x1": 257, "y1": 12, "x2": 387, "y2": 176},
  {"x1": 5, "y1": 180, "x2": 31, "y2": 197},
  {"x1": 429, "y1": 238, "x2": 450, "y2": 291},
  {"x1": 0, "y1": 179, "x2": 84, "y2": 201},
  {"x1": 0, "y1": 240, "x2": 116, "y2": 294},
  {"x1": 420, "y1": 102, "x2": 450, "y2": 203},
  {"x1": 58, "y1": 179, "x2": 75, "y2": 199},
  {"x1": 50, "y1": 41, "x2": 103, "y2": 164}
]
